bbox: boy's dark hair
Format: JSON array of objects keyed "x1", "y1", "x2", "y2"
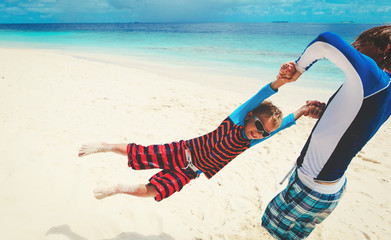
[
  {"x1": 252, "y1": 101, "x2": 283, "y2": 128},
  {"x1": 355, "y1": 25, "x2": 391, "y2": 71}
]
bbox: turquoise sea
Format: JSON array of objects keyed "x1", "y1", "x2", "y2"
[{"x1": 0, "y1": 22, "x2": 382, "y2": 89}]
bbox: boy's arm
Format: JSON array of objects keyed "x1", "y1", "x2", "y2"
[
  {"x1": 230, "y1": 65, "x2": 298, "y2": 125},
  {"x1": 293, "y1": 105, "x2": 307, "y2": 120},
  {"x1": 271, "y1": 62, "x2": 300, "y2": 90},
  {"x1": 229, "y1": 83, "x2": 276, "y2": 125},
  {"x1": 250, "y1": 100, "x2": 325, "y2": 146}
]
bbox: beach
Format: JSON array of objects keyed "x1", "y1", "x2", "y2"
[{"x1": 1, "y1": 46, "x2": 390, "y2": 240}]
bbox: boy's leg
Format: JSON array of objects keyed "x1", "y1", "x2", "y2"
[
  {"x1": 78, "y1": 143, "x2": 128, "y2": 157},
  {"x1": 94, "y1": 183, "x2": 156, "y2": 200},
  {"x1": 79, "y1": 141, "x2": 187, "y2": 170},
  {"x1": 84, "y1": 141, "x2": 193, "y2": 201},
  {"x1": 149, "y1": 169, "x2": 194, "y2": 201},
  {"x1": 127, "y1": 141, "x2": 187, "y2": 171},
  {"x1": 94, "y1": 169, "x2": 195, "y2": 201}
]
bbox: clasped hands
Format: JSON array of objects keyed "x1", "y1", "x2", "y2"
[{"x1": 278, "y1": 61, "x2": 325, "y2": 119}]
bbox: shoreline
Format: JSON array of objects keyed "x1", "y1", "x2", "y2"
[
  {"x1": 1, "y1": 47, "x2": 390, "y2": 240},
  {"x1": 0, "y1": 41, "x2": 343, "y2": 91}
]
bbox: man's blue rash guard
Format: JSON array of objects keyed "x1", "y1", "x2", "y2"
[
  {"x1": 295, "y1": 32, "x2": 391, "y2": 183},
  {"x1": 229, "y1": 83, "x2": 296, "y2": 147}
]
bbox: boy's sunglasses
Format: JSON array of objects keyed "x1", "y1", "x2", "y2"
[{"x1": 254, "y1": 116, "x2": 271, "y2": 138}]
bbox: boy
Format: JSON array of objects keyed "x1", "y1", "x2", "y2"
[
  {"x1": 79, "y1": 70, "x2": 323, "y2": 202},
  {"x1": 262, "y1": 25, "x2": 391, "y2": 239}
]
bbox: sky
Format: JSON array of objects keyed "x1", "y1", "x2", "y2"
[{"x1": 0, "y1": 0, "x2": 389, "y2": 24}]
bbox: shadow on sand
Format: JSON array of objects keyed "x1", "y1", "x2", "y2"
[{"x1": 46, "y1": 224, "x2": 175, "y2": 240}]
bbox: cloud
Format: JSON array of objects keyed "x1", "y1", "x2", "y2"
[
  {"x1": 325, "y1": 0, "x2": 351, "y2": 3},
  {"x1": 377, "y1": 7, "x2": 391, "y2": 13},
  {"x1": 107, "y1": 0, "x2": 139, "y2": 9},
  {"x1": 56, "y1": 0, "x2": 112, "y2": 12},
  {"x1": 0, "y1": 0, "x2": 389, "y2": 23},
  {"x1": 107, "y1": 0, "x2": 304, "y2": 22},
  {"x1": 2, "y1": 6, "x2": 25, "y2": 15}
]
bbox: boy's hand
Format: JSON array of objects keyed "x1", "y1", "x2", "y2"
[
  {"x1": 294, "y1": 100, "x2": 326, "y2": 120},
  {"x1": 270, "y1": 61, "x2": 302, "y2": 90}
]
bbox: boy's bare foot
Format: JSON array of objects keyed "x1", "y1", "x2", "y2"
[
  {"x1": 93, "y1": 186, "x2": 118, "y2": 200},
  {"x1": 78, "y1": 143, "x2": 112, "y2": 157}
]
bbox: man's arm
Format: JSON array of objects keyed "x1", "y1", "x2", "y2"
[
  {"x1": 278, "y1": 32, "x2": 367, "y2": 86},
  {"x1": 294, "y1": 32, "x2": 389, "y2": 97}
]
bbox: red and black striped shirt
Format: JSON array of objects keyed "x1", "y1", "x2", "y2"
[{"x1": 185, "y1": 117, "x2": 251, "y2": 179}]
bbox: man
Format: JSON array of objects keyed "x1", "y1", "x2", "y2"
[{"x1": 262, "y1": 25, "x2": 391, "y2": 239}]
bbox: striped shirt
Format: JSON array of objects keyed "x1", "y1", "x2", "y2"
[{"x1": 185, "y1": 83, "x2": 296, "y2": 179}]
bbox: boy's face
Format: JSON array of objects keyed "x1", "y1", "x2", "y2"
[{"x1": 244, "y1": 112, "x2": 277, "y2": 140}]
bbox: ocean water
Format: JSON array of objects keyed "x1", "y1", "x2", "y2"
[{"x1": 0, "y1": 22, "x2": 381, "y2": 89}]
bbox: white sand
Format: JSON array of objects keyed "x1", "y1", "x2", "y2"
[{"x1": 1, "y1": 47, "x2": 390, "y2": 240}]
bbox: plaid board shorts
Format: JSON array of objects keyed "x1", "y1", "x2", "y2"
[
  {"x1": 127, "y1": 141, "x2": 199, "y2": 201},
  {"x1": 262, "y1": 170, "x2": 346, "y2": 240}
]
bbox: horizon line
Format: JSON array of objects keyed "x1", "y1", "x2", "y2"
[{"x1": 0, "y1": 21, "x2": 388, "y2": 25}]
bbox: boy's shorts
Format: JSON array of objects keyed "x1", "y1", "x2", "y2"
[
  {"x1": 261, "y1": 170, "x2": 346, "y2": 240},
  {"x1": 127, "y1": 141, "x2": 199, "y2": 201}
]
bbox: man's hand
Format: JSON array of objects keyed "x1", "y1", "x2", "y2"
[
  {"x1": 305, "y1": 100, "x2": 326, "y2": 119},
  {"x1": 278, "y1": 62, "x2": 296, "y2": 81}
]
